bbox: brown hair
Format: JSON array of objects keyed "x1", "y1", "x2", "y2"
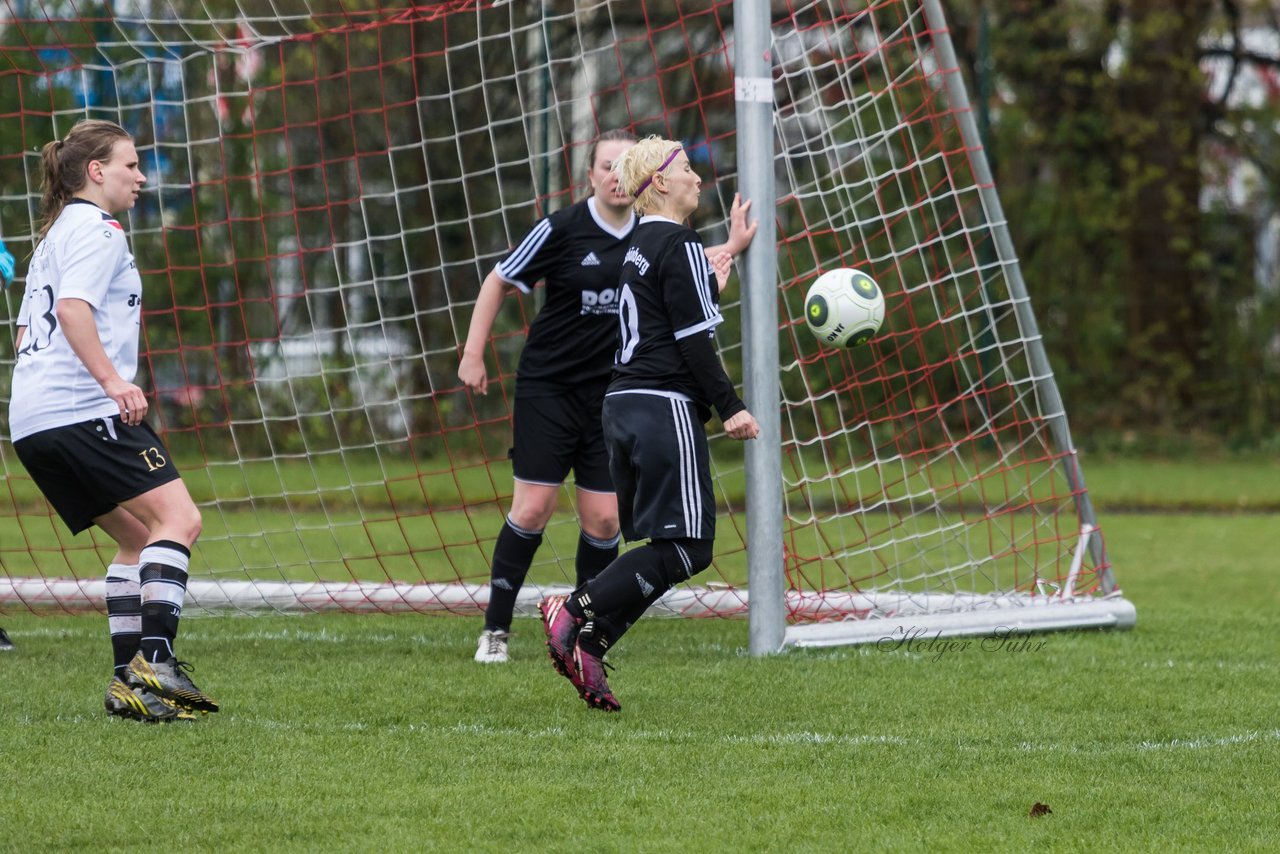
[
  {"x1": 37, "y1": 119, "x2": 132, "y2": 241},
  {"x1": 585, "y1": 128, "x2": 639, "y2": 173}
]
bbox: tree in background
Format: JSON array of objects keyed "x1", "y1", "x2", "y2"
[
  {"x1": 4, "y1": 1, "x2": 1278, "y2": 451},
  {"x1": 951, "y1": 0, "x2": 1280, "y2": 448}
]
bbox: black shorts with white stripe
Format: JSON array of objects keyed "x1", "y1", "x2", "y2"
[
  {"x1": 510, "y1": 380, "x2": 614, "y2": 493},
  {"x1": 602, "y1": 390, "x2": 715, "y2": 542},
  {"x1": 14, "y1": 415, "x2": 182, "y2": 534}
]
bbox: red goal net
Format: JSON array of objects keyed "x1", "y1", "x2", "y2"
[{"x1": 0, "y1": 0, "x2": 1128, "y2": 641}]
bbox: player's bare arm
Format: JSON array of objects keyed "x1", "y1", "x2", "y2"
[
  {"x1": 458, "y1": 268, "x2": 513, "y2": 395},
  {"x1": 56, "y1": 297, "x2": 147, "y2": 426}
]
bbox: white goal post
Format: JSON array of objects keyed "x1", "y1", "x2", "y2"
[{"x1": 0, "y1": 0, "x2": 1135, "y2": 650}]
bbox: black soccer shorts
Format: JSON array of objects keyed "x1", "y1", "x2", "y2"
[
  {"x1": 601, "y1": 390, "x2": 716, "y2": 542},
  {"x1": 510, "y1": 380, "x2": 614, "y2": 493},
  {"x1": 14, "y1": 415, "x2": 183, "y2": 534}
]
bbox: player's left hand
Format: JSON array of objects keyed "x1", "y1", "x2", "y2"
[
  {"x1": 723, "y1": 409, "x2": 759, "y2": 441},
  {"x1": 103, "y1": 376, "x2": 148, "y2": 426},
  {"x1": 710, "y1": 251, "x2": 733, "y2": 293},
  {"x1": 725, "y1": 194, "x2": 758, "y2": 255}
]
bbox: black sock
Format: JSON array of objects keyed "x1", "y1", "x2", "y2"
[
  {"x1": 581, "y1": 587, "x2": 663, "y2": 657},
  {"x1": 575, "y1": 529, "x2": 620, "y2": 587},
  {"x1": 138, "y1": 541, "x2": 190, "y2": 663},
  {"x1": 569, "y1": 545, "x2": 668, "y2": 622},
  {"x1": 482, "y1": 516, "x2": 543, "y2": 632},
  {"x1": 105, "y1": 563, "x2": 142, "y2": 675}
]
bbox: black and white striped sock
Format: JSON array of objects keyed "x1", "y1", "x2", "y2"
[
  {"x1": 138, "y1": 540, "x2": 191, "y2": 663},
  {"x1": 105, "y1": 562, "x2": 142, "y2": 675}
]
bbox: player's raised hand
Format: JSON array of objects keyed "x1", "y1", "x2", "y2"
[
  {"x1": 726, "y1": 193, "x2": 758, "y2": 255},
  {"x1": 458, "y1": 352, "x2": 489, "y2": 395},
  {"x1": 723, "y1": 409, "x2": 759, "y2": 441}
]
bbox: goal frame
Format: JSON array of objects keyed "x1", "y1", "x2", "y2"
[{"x1": 736, "y1": 0, "x2": 1133, "y2": 651}]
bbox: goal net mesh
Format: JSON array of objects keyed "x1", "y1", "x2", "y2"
[{"x1": 0, "y1": 0, "x2": 1120, "y2": 632}]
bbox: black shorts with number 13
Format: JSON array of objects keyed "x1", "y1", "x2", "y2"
[{"x1": 14, "y1": 415, "x2": 182, "y2": 533}]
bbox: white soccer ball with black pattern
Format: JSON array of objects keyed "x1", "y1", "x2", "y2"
[{"x1": 803, "y1": 268, "x2": 886, "y2": 348}]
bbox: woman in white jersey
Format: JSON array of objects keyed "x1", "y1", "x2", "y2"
[{"x1": 10, "y1": 119, "x2": 218, "y2": 722}]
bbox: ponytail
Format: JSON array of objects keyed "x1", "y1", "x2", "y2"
[{"x1": 36, "y1": 120, "x2": 131, "y2": 242}]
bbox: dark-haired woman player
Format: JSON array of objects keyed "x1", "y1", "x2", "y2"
[{"x1": 460, "y1": 130, "x2": 755, "y2": 663}]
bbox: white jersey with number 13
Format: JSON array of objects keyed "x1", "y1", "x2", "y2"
[{"x1": 9, "y1": 200, "x2": 143, "y2": 441}]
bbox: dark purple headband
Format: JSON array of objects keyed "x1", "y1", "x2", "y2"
[{"x1": 633, "y1": 147, "x2": 682, "y2": 199}]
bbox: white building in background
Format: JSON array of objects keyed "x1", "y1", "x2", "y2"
[{"x1": 1200, "y1": 24, "x2": 1280, "y2": 294}]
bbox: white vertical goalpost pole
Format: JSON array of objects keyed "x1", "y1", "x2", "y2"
[{"x1": 736, "y1": 0, "x2": 785, "y2": 656}]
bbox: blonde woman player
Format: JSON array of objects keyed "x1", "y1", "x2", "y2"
[
  {"x1": 10, "y1": 119, "x2": 218, "y2": 721},
  {"x1": 460, "y1": 130, "x2": 755, "y2": 664},
  {"x1": 540, "y1": 135, "x2": 760, "y2": 711}
]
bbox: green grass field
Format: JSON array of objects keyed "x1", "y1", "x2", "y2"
[{"x1": 2, "y1": 461, "x2": 1279, "y2": 851}]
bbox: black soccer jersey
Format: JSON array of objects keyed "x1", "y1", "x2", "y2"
[
  {"x1": 609, "y1": 216, "x2": 744, "y2": 421},
  {"x1": 495, "y1": 197, "x2": 635, "y2": 394}
]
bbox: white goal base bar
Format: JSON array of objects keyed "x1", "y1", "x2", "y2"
[
  {"x1": 784, "y1": 591, "x2": 1137, "y2": 648},
  {"x1": 0, "y1": 577, "x2": 710, "y2": 616},
  {"x1": 0, "y1": 578, "x2": 1134, "y2": 647}
]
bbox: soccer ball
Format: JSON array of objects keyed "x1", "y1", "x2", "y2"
[{"x1": 803, "y1": 268, "x2": 886, "y2": 348}]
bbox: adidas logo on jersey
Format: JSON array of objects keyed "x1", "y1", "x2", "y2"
[{"x1": 580, "y1": 252, "x2": 602, "y2": 267}]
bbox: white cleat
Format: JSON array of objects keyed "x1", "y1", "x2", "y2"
[{"x1": 474, "y1": 629, "x2": 510, "y2": 664}]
